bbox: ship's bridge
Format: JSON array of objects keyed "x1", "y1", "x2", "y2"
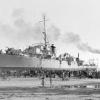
[{"x1": 23, "y1": 43, "x2": 55, "y2": 58}]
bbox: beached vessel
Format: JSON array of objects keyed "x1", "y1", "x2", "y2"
[{"x1": 0, "y1": 16, "x2": 97, "y2": 79}]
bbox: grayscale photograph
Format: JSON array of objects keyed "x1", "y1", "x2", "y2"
[{"x1": 0, "y1": 0, "x2": 100, "y2": 100}]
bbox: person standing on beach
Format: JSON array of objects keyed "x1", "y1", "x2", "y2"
[{"x1": 49, "y1": 71, "x2": 52, "y2": 88}]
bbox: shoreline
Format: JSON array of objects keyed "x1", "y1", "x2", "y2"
[{"x1": 0, "y1": 78, "x2": 99, "y2": 95}]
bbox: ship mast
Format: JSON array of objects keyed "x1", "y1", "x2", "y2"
[
  {"x1": 42, "y1": 15, "x2": 47, "y2": 48},
  {"x1": 40, "y1": 15, "x2": 49, "y2": 48}
]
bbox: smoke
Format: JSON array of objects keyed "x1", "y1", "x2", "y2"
[
  {"x1": 62, "y1": 32, "x2": 80, "y2": 44},
  {"x1": 13, "y1": 18, "x2": 43, "y2": 42},
  {"x1": 47, "y1": 25, "x2": 61, "y2": 43},
  {"x1": 0, "y1": 9, "x2": 61, "y2": 49},
  {"x1": 0, "y1": 9, "x2": 43, "y2": 49},
  {"x1": 0, "y1": 8, "x2": 99, "y2": 54},
  {"x1": 77, "y1": 43, "x2": 100, "y2": 54},
  {"x1": 62, "y1": 32, "x2": 100, "y2": 54},
  {"x1": 12, "y1": 8, "x2": 25, "y2": 18}
]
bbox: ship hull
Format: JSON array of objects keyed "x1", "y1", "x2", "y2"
[{"x1": 0, "y1": 54, "x2": 96, "y2": 71}]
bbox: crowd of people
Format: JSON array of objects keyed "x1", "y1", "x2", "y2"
[{"x1": 0, "y1": 68, "x2": 99, "y2": 80}]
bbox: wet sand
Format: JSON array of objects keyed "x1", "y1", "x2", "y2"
[
  {"x1": 0, "y1": 91, "x2": 100, "y2": 100},
  {"x1": 0, "y1": 78, "x2": 100, "y2": 100}
]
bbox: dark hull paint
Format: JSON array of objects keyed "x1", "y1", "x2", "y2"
[{"x1": 0, "y1": 54, "x2": 96, "y2": 71}]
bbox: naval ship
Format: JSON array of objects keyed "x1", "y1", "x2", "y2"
[{"x1": 0, "y1": 16, "x2": 98, "y2": 79}]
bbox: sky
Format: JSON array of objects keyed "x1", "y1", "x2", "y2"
[{"x1": 0, "y1": 0, "x2": 100, "y2": 66}]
